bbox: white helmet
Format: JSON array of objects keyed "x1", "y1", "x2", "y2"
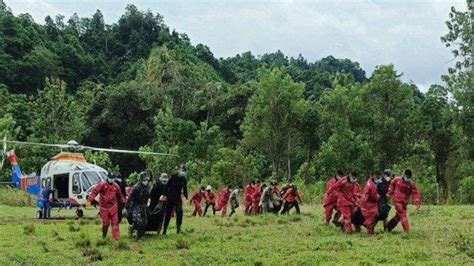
[{"x1": 206, "y1": 185, "x2": 212, "y2": 191}]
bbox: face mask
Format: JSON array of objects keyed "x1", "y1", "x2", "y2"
[
  {"x1": 107, "y1": 178, "x2": 115, "y2": 184},
  {"x1": 384, "y1": 176, "x2": 391, "y2": 181},
  {"x1": 142, "y1": 180, "x2": 149, "y2": 186},
  {"x1": 374, "y1": 178, "x2": 382, "y2": 184},
  {"x1": 116, "y1": 178, "x2": 122, "y2": 183},
  {"x1": 403, "y1": 175, "x2": 411, "y2": 182},
  {"x1": 160, "y1": 178, "x2": 169, "y2": 184},
  {"x1": 350, "y1": 177, "x2": 358, "y2": 183}
]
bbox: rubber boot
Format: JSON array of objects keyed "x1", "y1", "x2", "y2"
[
  {"x1": 102, "y1": 226, "x2": 108, "y2": 238},
  {"x1": 386, "y1": 216, "x2": 400, "y2": 232},
  {"x1": 176, "y1": 225, "x2": 181, "y2": 234}
]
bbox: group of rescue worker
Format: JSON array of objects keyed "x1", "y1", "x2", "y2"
[
  {"x1": 323, "y1": 169, "x2": 421, "y2": 235},
  {"x1": 189, "y1": 179, "x2": 303, "y2": 218},
  {"x1": 86, "y1": 164, "x2": 421, "y2": 240}
]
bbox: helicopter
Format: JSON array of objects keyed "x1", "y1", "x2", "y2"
[{"x1": 0, "y1": 136, "x2": 175, "y2": 218}]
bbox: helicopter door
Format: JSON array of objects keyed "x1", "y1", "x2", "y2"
[{"x1": 53, "y1": 174, "x2": 69, "y2": 199}]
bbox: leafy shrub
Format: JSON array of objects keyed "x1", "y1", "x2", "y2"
[{"x1": 0, "y1": 186, "x2": 36, "y2": 207}]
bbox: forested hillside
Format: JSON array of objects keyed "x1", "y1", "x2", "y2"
[{"x1": 0, "y1": 0, "x2": 472, "y2": 203}]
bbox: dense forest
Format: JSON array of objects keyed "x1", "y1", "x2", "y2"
[{"x1": 0, "y1": 0, "x2": 472, "y2": 203}]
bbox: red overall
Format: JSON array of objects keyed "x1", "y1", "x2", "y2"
[
  {"x1": 88, "y1": 181, "x2": 125, "y2": 240},
  {"x1": 252, "y1": 185, "x2": 262, "y2": 215},
  {"x1": 361, "y1": 178, "x2": 381, "y2": 234},
  {"x1": 387, "y1": 177, "x2": 421, "y2": 232},
  {"x1": 191, "y1": 190, "x2": 205, "y2": 216},
  {"x1": 216, "y1": 188, "x2": 231, "y2": 217},
  {"x1": 328, "y1": 177, "x2": 361, "y2": 233},
  {"x1": 323, "y1": 176, "x2": 342, "y2": 225},
  {"x1": 205, "y1": 191, "x2": 216, "y2": 204},
  {"x1": 243, "y1": 185, "x2": 255, "y2": 215}
]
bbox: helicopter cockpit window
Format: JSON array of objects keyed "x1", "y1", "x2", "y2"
[
  {"x1": 72, "y1": 173, "x2": 81, "y2": 194},
  {"x1": 80, "y1": 171, "x2": 102, "y2": 192}
]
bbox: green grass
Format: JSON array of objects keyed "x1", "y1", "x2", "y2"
[{"x1": 0, "y1": 204, "x2": 472, "y2": 265}]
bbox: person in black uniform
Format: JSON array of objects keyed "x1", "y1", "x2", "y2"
[
  {"x1": 378, "y1": 169, "x2": 393, "y2": 231},
  {"x1": 162, "y1": 170, "x2": 188, "y2": 235},
  {"x1": 147, "y1": 173, "x2": 169, "y2": 234},
  {"x1": 126, "y1": 171, "x2": 151, "y2": 240},
  {"x1": 112, "y1": 172, "x2": 127, "y2": 223}
]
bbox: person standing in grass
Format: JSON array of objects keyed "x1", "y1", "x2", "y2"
[
  {"x1": 203, "y1": 186, "x2": 217, "y2": 216},
  {"x1": 229, "y1": 187, "x2": 242, "y2": 217},
  {"x1": 386, "y1": 169, "x2": 421, "y2": 233},
  {"x1": 126, "y1": 171, "x2": 151, "y2": 240},
  {"x1": 215, "y1": 186, "x2": 231, "y2": 217},
  {"x1": 148, "y1": 173, "x2": 169, "y2": 234},
  {"x1": 252, "y1": 180, "x2": 263, "y2": 215},
  {"x1": 361, "y1": 171, "x2": 382, "y2": 234},
  {"x1": 190, "y1": 186, "x2": 206, "y2": 216},
  {"x1": 377, "y1": 169, "x2": 393, "y2": 230},
  {"x1": 162, "y1": 170, "x2": 188, "y2": 235},
  {"x1": 328, "y1": 171, "x2": 361, "y2": 234},
  {"x1": 243, "y1": 180, "x2": 255, "y2": 215},
  {"x1": 281, "y1": 184, "x2": 303, "y2": 214},
  {"x1": 40, "y1": 183, "x2": 54, "y2": 219},
  {"x1": 323, "y1": 170, "x2": 345, "y2": 226},
  {"x1": 87, "y1": 173, "x2": 125, "y2": 240},
  {"x1": 112, "y1": 172, "x2": 126, "y2": 223}
]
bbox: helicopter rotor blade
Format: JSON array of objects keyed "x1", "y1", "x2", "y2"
[
  {"x1": 3, "y1": 140, "x2": 71, "y2": 149},
  {"x1": 82, "y1": 146, "x2": 178, "y2": 157}
]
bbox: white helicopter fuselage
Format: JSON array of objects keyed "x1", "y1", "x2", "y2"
[{"x1": 40, "y1": 152, "x2": 107, "y2": 206}]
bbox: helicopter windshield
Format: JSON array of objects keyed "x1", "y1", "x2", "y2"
[{"x1": 80, "y1": 171, "x2": 103, "y2": 192}]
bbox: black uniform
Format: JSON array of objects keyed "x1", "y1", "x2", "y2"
[
  {"x1": 146, "y1": 181, "x2": 167, "y2": 233},
  {"x1": 377, "y1": 179, "x2": 392, "y2": 221},
  {"x1": 126, "y1": 182, "x2": 150, "y2": 239},
  {"x1": 162, "y1": 173, "x2": 188, "y2": 234}
]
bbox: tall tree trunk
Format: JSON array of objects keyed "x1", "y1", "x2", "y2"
[
  {"x1": 287, "y1": 135, "x2": 291, "y2": 179},
  {"x1": 274, "y1": 160, "x2": 280, "y2": 181},
  {"x1": 304, "y1": 147, "x2": 312, "y2": 183}
]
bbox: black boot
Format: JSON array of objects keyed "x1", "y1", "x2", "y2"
[
  {"x1": 102, "y1": 227, "x2": 108, "y2": 238},
  {"x1": 176, "y1": 225, "x2": 181, "y2": 234}
]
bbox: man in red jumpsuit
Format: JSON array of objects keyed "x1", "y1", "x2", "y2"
[
  {"x1": 87, "y1": 174, "x2": 125, "y2": 240},
  {"x1": 323, "y1": 169, "x2": 345, "y2": 226},
  {"x1": 328, "y1": 171, "x2": 361, "y2": 234},
  {"x1": 243, "y1": 180, "x2": 255, "y2": 215},
  {"x1": 361, "y1": 171, "x2": 382, "y2": 235},
  {"x1": 215, "y1": 187, "x2": 231, "y2": 217},
  {"x1": 252, "y1": 182, "x2": 264, "y2": 215},
  {"x1": 386, "y1": 169, "x2": 421, "y2": 233},
  {"x1": 190, "y1": 186, "x2": 206, "y2": 216}
]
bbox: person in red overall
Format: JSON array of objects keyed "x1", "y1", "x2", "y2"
[
  {"x1": 215, "y1": 187, "x2": 231, "y2": 217},
  {"x1": 328, "y1": 171, "x2": 361, "y2": 234},
  {"x1": 323, "y1": 170, "x2": 345, "y2": 226},
  {"x1": 87, "y1": 174, "x2": 125, "y2": 240},
  {"x1": 190, "y1": 186, "x2": 206, "y2": 216},
  {"x1": 386, "y1": 169, "x2": 421, "y2": 233},
  {"x1": 361, "y1": 171, "x2": 382, "y2": 235},
  {"x1": 243, "y1": 180, "x2": 255, "y2": 215},
  {"x1": 252, "y1": 182, "x2": 264, "y2": 215}
]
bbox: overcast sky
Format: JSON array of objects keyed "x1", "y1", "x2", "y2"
[{"x1": 5, "y1": 0, "x2": 468, "y2": 91}]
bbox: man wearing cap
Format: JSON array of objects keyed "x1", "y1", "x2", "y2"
[{"x1": 203, "y1": 186, "x2": 217, "y2": 216}]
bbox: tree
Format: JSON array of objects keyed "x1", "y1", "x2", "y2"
[
  {"x1": 420, "y1": 85, "x2": 454, "y2": 198},
  {"x1": 241, "y1": 68, "x2": 306, "y2": 180}
]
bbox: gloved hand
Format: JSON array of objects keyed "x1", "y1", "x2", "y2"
[{"x1": 85, "y1": 201, "x2": 92, "y2": 208}]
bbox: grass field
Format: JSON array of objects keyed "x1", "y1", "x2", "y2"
[{"x1": 0, "y1": 204, "x2": 472, "y2": 265}]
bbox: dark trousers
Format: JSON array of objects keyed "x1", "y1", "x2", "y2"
[
  {"x1": 163, "y1": 201, "x2": 183, "y2": 233},
  {"x1": 203, "y1": 202, "x2": 216, "y2": 216},
  {"x1": 281, "y1": 201, "x2": 300, "y2": 214}
]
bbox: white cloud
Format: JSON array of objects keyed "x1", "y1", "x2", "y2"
[{"x1": 4, "y1": 0, "x2": 468, "y2": 92}]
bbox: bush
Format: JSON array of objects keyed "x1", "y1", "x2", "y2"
[
  {"x1": 458, "y1": 176, "x2": 474, "y2": 204},
  {"x1": 0, "y1": 186, "x2": 36, "y2": 207}
]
